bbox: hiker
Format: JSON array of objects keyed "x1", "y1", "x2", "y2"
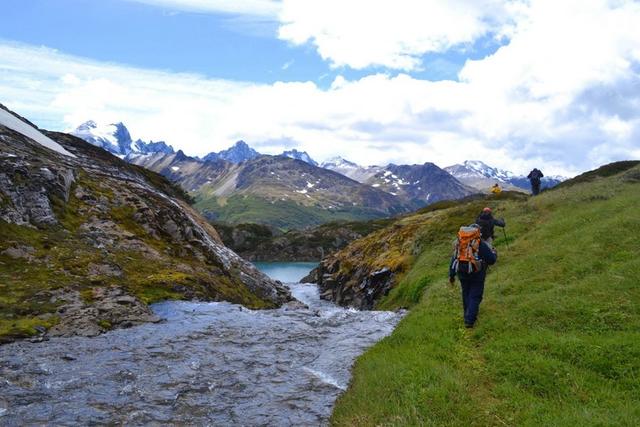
[
  {"x1": 527, "y1": 168, "x2": 544, "y2": 195},
  {"x1": 449, "y1": 224, "x2": 498, "y2": 328},
  {"x1": 475, "y1": 207, "x2": 505, "y2": 246},
  {"x1": 490, "y1": 183, "x2": 502, "y2": 195}
]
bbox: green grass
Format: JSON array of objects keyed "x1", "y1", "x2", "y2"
[
  {"x1": 331, "y1": 165, "x2": 640, "y2": 426},
  {"x1": 194, "y1": 193, "x2": 390, "y2": 230}
]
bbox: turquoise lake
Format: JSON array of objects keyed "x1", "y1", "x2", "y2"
[{"x1": 253, "y1": 262, "x2": 318, "y2": 283}]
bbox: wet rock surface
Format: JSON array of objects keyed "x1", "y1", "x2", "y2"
[
  {"x1": 309, "y1": 260, "x2": 397, "y2": 310},
  {"x1": 0, "y1": 283, "x2": 403, "y2": 426},
  {"x1": 46, "y1": 287, "x2": 161, "y2": 338}
]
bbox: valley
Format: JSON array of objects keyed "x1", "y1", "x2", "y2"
[
  {"x1": 72, "y1": 120, "x2": 560, "y2": 230},
  {"x1": 2, "y1": 2, "x2": 635, "y2": 425},
  {"x1": 2, "y1": 106, "x2": 633, "y2": 427}
]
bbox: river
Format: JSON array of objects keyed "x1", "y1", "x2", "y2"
[{"x1": 0, "y1": 263, "x2": 402, "y2": 426}]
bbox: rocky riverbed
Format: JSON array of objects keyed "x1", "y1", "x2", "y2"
[{"x1": 0, "y1": 280, "x2": 403, "y2": 426}]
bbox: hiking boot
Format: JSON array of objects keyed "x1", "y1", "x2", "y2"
[{"x1": 464, "y1": 323, "x2": 474, "y2": 328}]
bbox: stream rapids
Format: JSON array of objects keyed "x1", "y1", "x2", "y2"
[{"x1": 0, "y1": 276, "x2": 402, "y2": 426}]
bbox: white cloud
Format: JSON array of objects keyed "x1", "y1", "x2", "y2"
[
  {"x1": 1, "y1": 0, "x2": 640, "y2": 178},
  {"x1": 126, "y1": 0, "x2": 281, "y2": 17},
  {"x1": 281, "y1": 59, "x2": 294, "y2": 70},
  {"x1": 278, "y1": 0, "x2": 509, "y2": 70}
]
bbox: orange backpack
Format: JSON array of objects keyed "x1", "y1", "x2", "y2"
[{"x1": 452, "y1": 226, "x2": 483, "y2": 273}]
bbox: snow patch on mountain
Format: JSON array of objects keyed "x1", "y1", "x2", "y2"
[
  {"x1": 282, "y1": 149, "x2": 318, "y2": 166},
  {"x1": 0, "y1": 107, "x2": 75, "y2": 158},
  {"x1": 321, "y1": 156, "x2": 382, "y2": 182}
]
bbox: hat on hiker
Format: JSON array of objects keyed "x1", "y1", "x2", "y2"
[{"x1": 482, "y1": 207, "x2": 492, "y2": 213}]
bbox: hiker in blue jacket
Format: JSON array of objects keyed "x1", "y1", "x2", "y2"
[{"x1": 449, "y1": 225, "x2": 498, "y2": 328}]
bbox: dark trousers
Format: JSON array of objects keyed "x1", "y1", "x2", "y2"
[
  {"x1": 531, "y1": 180, "x2": 541, "y2": 195},
  {"x1": 460, "y1": 280, "x2": 485, "y2": 325}
]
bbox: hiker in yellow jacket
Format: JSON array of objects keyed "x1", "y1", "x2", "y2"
[{"x1": 490, "y1": 183, "x2": 502, "y2": 195}]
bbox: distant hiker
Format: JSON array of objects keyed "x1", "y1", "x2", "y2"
[
  {"x1": 449, "y1": 224, "x2": 498, "y2": 328},
  {"x1": 527, "y1": 168, "x2": 544, "y2": 195},
  {"x1": 475, "y1": 207, "x2": 505, "y2": 246},
  {"x1": 490, "y1": 183, "x2": 502, "y2": 195}
]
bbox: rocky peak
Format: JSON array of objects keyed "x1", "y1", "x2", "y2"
[
  {"x1": 71, "y1": 120, "x2": 133, "y2": 157},
  {"x1": 131, "y1": 139, "x2": 175, "y2": 156},
  {"x1": 202, "y1": 140, "x2": 261, "y2": 164},
  {"x1": 281, "y1": 149, "x2": 318, "y2": 166},
  {"x1": 75, "y1": 120, "x2": 97, "y2": 131},
  {"x1": 174, "y1": 149, "x2": 191, "y2": 161},
  {"x1": 219, "y1": 140, "x2": 260, "y2": 163},
  {"x1": 201, "y1": 151, "x2": 219, "y2": 162},
  {"x1": 321, "y1": 156, "x2": 358, "y2": 168},
  {"x1": 72, "y1": 120, "x2": 176, "y2": 159}
]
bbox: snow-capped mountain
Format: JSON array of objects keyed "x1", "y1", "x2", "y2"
[
  {"x1": 321, "y1": 157, "x2": 474, "y2": 205},
  {"x1": 445, "y1": 160, "x2": 565, "y2": 192},
  {"x1": 321, "y1": 156, "x2": 382, "y2": 182},
  {"x1": 71, "y1": 121, "x2": 174, "y2": 158},
  {"x1": 281, "y1": 149, "x2": 318, "y2": 166},
  {"x1": 447, "y1": 160, "x2": 515, "y2": 181},
  {"x1": 202, "y1": 140, "x2": 260, "y2": 164},
  {"x1": 365, "y1": 163, "x2": 476, "y2": 205}
]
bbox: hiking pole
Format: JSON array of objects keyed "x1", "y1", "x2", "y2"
[{"x1": 502, "y1": 227, "x2": 510, "y2": 250}]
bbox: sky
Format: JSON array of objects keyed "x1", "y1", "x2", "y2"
[{"x1": 0, "y1": 0, "x2": 639, "y2": 176}]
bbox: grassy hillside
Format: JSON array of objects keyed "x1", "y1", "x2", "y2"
[
  {"x1": 195, "y1": 193, "x2": 393, "y2": 230},
  {"x1": 134, "y1": 154, "x2": 412, "y2": 230},
  {"x1": 330, "y1": 162, "x2": 640, "y2": 425}
]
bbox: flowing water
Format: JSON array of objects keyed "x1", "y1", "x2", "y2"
[
  {"x1": 252, "y1": 262, "x2": 319, "y2": 284},
  {"x1": 0, "y1": 263, "x2": 403, "y2": 426}
]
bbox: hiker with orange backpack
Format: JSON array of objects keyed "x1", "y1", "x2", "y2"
[{"x1": 449, "y1": 224, "x2": 498, "y2": 328}]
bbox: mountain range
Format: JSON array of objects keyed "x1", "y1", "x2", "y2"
[
  {"x1": 128, "y1": 151, "x2": 412, "y2": 229},
  {"x1": 445, "y1": 160, "x2": 564, "y2": 191},
  {"x1": 70, "y1": 121, "x2": 565, "y2": 228},
  {"x1": 71, "y1": 121, "x2": 175, "y2": 158}
]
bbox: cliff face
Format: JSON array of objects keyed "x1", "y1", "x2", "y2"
[
  {"x1": 303, "y1": 216, "x2": 422, "y2": 310},
  {"x1": 0, "y1": 106, "x2": 291, "y2": 343}
]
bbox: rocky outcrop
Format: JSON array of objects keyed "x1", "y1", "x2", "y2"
[
  {"x1": 306, "y1": 261, "x2": 396, "y2": 310},
  {"x1": 302, "y1": 220, "x2": 417, "y2": 310},
  {"x1": 215, "y1": 218, "x2": 393, "y2": 262},
  {"x1": 0, "y1": 105, "x2": 291, "y2": 344},
  {"x1": 303, "y1": 199, "x2": 467, "y2": 309},
  {"x1": 46, "y1": 287, "x2": 161, "y2": 338}
]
